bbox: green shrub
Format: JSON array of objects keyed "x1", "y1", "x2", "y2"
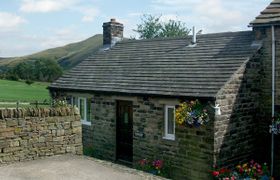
[{"x1": 25, "y1": 79, "x2": 34, "y2": 85}]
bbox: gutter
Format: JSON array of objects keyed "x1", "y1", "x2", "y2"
[{"x1": 48, "y1": 86, "x2": 216, "y2": 101}]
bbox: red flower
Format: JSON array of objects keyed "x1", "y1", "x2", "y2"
[
  {"x1": 220, "y1": 168, "x2": 226, "y2": 174},
  {"x1": 212, "y1": 171, "x2": 219, "y2": 177},
  {"x1": 139, "y1": 159, "x2": 148, "y2": 166},
  {"x1": 152, "y1": 160, "x2": 163, "y2": 169}
]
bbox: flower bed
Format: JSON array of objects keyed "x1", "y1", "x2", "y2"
[
  {"x1": 136, "y1": 158, "x2": 169, "y2": 177},
  {"x1": 211, "y1": 160, "x2": 270, "y2": 180}
]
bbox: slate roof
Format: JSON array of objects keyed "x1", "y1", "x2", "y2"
[
  {"x1": 250, "y1": 0, "x2": 280, "y2": 26},
  {"x1": 50, "y1": 31, "x2": 260, "y2": 98}
]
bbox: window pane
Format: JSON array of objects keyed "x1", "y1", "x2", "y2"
[
  {"x1": 87, "y1": 99, "x2": 92, "y2": 122},
  {"x1": 167, "y1": 107, "x2": 174, "y2": 134},
  {"x1": 79, "y1": 98, "x2": 85, "y2": 120},
  {"x1": 124, "y1": 112, "x2": 128, "y2": 124},
  {"x1": 72, "y1": 97, "x2": 78, "y2": 107}
]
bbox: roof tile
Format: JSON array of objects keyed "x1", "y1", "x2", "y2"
[{"x1": 50, "y1": 31, "x2": 259, "y2": 98}]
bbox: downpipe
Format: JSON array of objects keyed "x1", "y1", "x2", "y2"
[{"x1": 271, "y1": 25, "x2": 276, "y2": 177}]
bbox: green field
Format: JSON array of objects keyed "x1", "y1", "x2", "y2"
[{"x1": 0, "y1": 79, "x2": 50, "y2": 102}]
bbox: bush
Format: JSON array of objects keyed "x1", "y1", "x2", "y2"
[
  {"x1": 5, "y1": 74, "x2": 19, "y2": 81},
  {"x1": 25, "y1": 79, "x2": 34, "y2": 85}
]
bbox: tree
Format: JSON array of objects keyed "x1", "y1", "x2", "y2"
[
  {"x1": 6, "y1": 58, "x2": 62, "y2": 82},
  {"x1": 134, "y1": 15, "x2": 190, "y2": 39}
]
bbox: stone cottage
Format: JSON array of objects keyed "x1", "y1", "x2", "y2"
[{"x1": 49, "y1": 1, "x2": 280, "y2": 179}]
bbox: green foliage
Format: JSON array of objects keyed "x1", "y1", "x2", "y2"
[
  {"x1": 135, "y1": 15, "x2": 162, "y2": 39},
  {"x1": 0, "y1": 79, "x2": 50, "y2": 102},
  {"x1": 6, "y1": 58, "x2": 62, "y2": 82},
  {"x1": 160, "y1": 19, "x2": 190, "y2": 38},
  {"x1": 52, "y1": 99, "x2": 70, "y2": 108},
  {"x1": 5, "y1": 73, "x2": 19, "y2": 81},
  {"x1": 25, "y1": 79, "x2": 34, "y2": 85},
  {"x1": 135, "y1": 14, "x2": 190, "y2": 39}
]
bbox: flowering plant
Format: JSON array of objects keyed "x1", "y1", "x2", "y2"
[
  {"x1": 211, "y1": 160, "x2": 270, "y2": 180},
  {"x1": 176, "y1": 100, "x2": 209, "y2": 127},
  {"x1": 271, "y1": 114, "x2": 280, "y2": 134},
  {"x1": 211, "y1": 166, "x2": 236, "y2": 180},
  {"x1": 235, "y1": 160, "x2": 269, "y2": 179},
  {"x1": 137, "y1": 159, "x2": 166, "y2": 176}
]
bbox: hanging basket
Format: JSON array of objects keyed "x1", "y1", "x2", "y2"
[{"x1": 176, "y1": 100, "x2": 209, "y2": 128}]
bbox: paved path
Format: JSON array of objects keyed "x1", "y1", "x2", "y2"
[{"x1": 0, "y1": 155, "x2": 164, "y2": 180}]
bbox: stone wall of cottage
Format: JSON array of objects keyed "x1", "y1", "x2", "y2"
[
  {"x1": 0, "y1": 107, "x2": 82, "y2": 163},
  {"x1": 253, "y1": 26, "x2": 280, "y2": 178},
  {"x1": 214, "y1": 55, "x2": 261, "y2": 167},
  {"x1": 84, "y1": 94, "x2": 214, "y2": 180}
]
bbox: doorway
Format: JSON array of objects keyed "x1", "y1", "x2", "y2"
[{"x1": 116, "y1": 100, "x2": 133, "y2": 163}]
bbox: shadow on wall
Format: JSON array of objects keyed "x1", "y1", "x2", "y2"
[{"x1": 214, "y1": 46, "x2": 274, "y2": 173}]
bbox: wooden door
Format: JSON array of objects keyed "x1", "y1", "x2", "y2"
[{"x1": 116, "y1": 100, "x2": 133, "y2": 163}]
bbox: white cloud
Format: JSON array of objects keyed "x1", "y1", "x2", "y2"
[
  {"x1": 20, "y1": 0, "x2": 79, "y2": 13},
  {"x1": 80, "y1": 7, "x2": 100, "y2": 23},
  {"x1": 0, "y1": 26, "x2": 89, "y2": 57},
  {"x1": 151, "y1": 0, "x2": 271, "y2": 33},
  {"x1": 20, "y1": 0, "x2": 100, "y2": 23},
  {"x1": 39, "y1": 27, "x2": 88, "y2": 49},
  {"x1": 193, "y1": 0, "x2": 243, "y2": 32},
  {"x1": 0, "y1": 12, "x2": 26, "y2": 31}
]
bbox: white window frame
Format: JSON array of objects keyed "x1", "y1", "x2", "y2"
[
  {"x1": 72, "y1": 96, "x2": 91, "y2": 126},
  {"x1": 163, "y1": 105, "x2": 175, "y2": 140}
]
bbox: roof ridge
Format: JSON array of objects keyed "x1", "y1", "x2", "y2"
[{"x1": 119, "y1": 31, "x2": 252, "y2": 44}]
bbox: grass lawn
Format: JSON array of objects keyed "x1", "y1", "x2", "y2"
[{"x1": 0, "y1": 79, "x2": 50, "y2": 103}]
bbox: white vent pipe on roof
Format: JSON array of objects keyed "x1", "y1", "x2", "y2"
[{"x1": 192, "y1": 26, "x2": 196, "y2": 44}]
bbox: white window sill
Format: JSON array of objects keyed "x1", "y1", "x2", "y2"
[
  {"x1": 163, "y1": 135, "x2": 175, "y2": 141},
  {"x1": 81, "y1": 121, "x2": 91, "y2": 126}
]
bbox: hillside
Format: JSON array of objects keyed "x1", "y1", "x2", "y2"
[{"x1": 0, "y1": 34, "x2": 103, "y2": 70}]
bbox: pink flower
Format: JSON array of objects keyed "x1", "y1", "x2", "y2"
[
  {"x1": 152, "y1": 160, "x2": 163, "y2": 169},
  {"x1": 212, "y1": 171, "x2": 219, "y2": 177}
]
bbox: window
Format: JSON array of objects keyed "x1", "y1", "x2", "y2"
[
  {"x1": 71, "y1": 96, "x2": 92, "y2": 125},
  {"x1": 164, "y1": 105, "x2": 175, "y2": 140}
]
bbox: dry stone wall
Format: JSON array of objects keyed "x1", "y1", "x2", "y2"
[{"x1": 0, "y1": 107, "x2": 82, "y2": 164}]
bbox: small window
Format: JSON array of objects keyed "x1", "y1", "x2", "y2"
[
  {"x1": 163, "y1": 105, "x2": 175, "y2": 140},
  {"x1": 71, "y1": 96, "x2": 92, "y2": 125}
]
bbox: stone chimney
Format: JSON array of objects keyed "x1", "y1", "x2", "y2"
[{"x1": 102, "y1": 18, "x2": 124, "y2": 46}]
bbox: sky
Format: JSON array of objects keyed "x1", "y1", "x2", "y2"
[{"x1": 0, "y1": 0, "x2": 271, "y2": 57}]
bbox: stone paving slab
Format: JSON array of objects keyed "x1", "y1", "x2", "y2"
[{"x1": 0, "y1": 155, "x2": 166, "y2": 180}]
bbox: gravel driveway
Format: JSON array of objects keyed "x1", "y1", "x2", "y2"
[{"x1": 0, "y1": 155, "x2": 164, "y2": 180}]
